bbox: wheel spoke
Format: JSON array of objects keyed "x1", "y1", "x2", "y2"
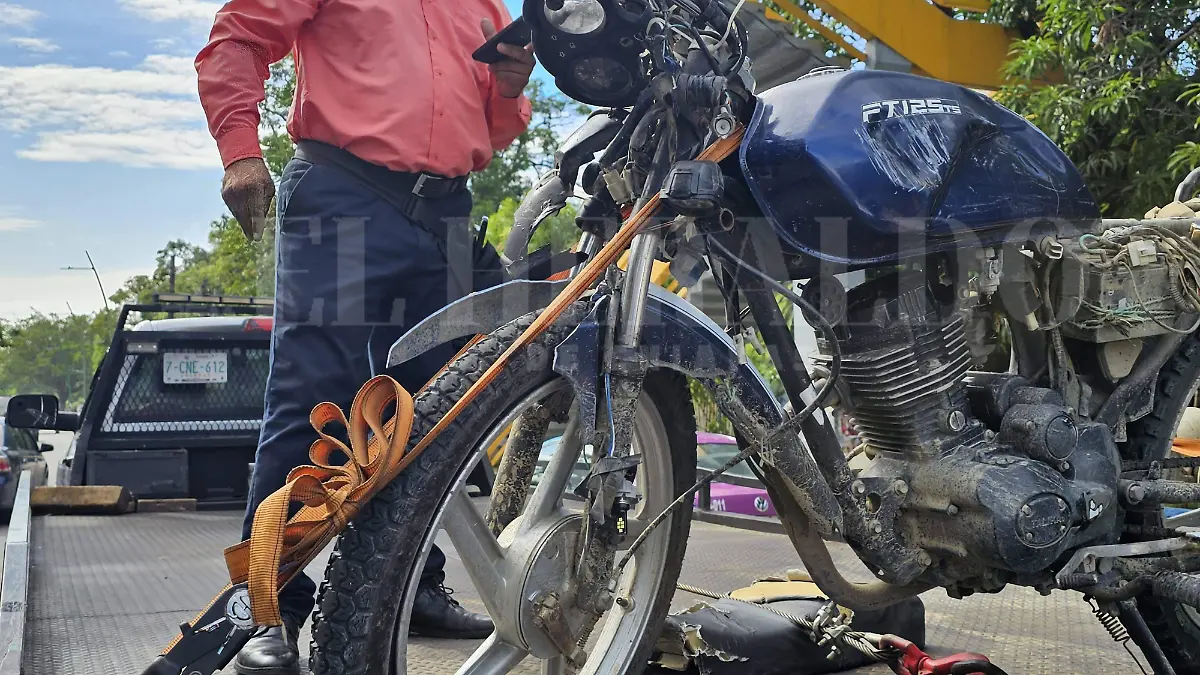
[
  {"x1": 444, "y1": 490, "x2": 506, "y2": 617},
  {"x1": 540, "y1": 656, "x2": 567, "y2": 675},
  {"x1": 522, "y1": 413, "x2": 583, "y2": 530},
  {"x1": 453, "y1": 633, "x2": 528, "y2": 675}
]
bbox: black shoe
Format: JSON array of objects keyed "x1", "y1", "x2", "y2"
[
  {"x1": 234, "y1": 616, "x2": 301, "y2": 675},
  {"x1": 409, "y1": 583, "x2": 494, "y2": 639}
]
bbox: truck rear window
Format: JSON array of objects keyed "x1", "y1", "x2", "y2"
[{"x1": 100, "y1": 346, "x2": 269, "y2": 433}]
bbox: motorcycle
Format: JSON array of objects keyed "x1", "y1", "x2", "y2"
[{"x1": 307, "y1": 1, "x2": 1200, "y2": 674}]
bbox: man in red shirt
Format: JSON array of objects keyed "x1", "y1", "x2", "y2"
[{"x1": 195, "y1": 2, "x2": 534, "y2": 673}]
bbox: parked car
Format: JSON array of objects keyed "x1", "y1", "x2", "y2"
[
  {"x1": 695, "y1": 432, "x2": 776, "y2": 517},
  {"x1": 532, "y1": 431, "x2": 776, "y2": 517},
  {"x1": 0, "y1": 397, "x2": 50, "y2": 517}
]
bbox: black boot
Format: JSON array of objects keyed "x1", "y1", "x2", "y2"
[
  {"x1": 234, "y1": 616, "x2": 301, "y2": 675},
  {"x1": 409, "y1": 583, "x2": 494, "y2": 639}
]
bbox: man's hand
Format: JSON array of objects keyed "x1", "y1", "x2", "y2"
[
  {"x1": 481, "y1": 17, "x2": 535, "y2": 99},
  {"x1": 221, "y1": 157, "x2": 276, "y2": 241}
]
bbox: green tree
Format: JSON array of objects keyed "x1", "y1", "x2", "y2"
[
  {"x1": 260, "y1": 57, "x2": 298, "y2": 180},
  {"x1": 991, "y1": 0, "x2": 1200, "y2": 216},
  {"x1": 111, "y1": 216, "x2": 275, "y2": 304},
  {"x1": 0, "y1": 311, "x2": 115, "y2": 408}
]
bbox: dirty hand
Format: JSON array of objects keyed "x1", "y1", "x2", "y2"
[
  {"x1": 221, "y1": 157, "x2": 276, "y2": 241},
  {"x1": 481, "y1": 17, "x2": 535, "y2": 99}
]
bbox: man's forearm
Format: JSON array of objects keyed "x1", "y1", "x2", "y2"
[{"x1": 195, "y1": 0, "x2": 320, "y2": 168}]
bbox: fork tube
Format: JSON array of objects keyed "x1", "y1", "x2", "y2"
[
  {"x1": 617, "y1": 231, "x2": 661, "y2": 348},
  {"x1": 570, "y1": 232, "x2": 599, "y2": 278}
]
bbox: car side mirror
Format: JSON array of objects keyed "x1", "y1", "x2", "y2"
[
  {"x1": 6, "y1": 395, "x2": 79, "y2": 432},
  {"x1": 39, "y1": 443, "x2": 53, "y2": 454}
]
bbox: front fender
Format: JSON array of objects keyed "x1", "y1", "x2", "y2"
[{"x1": 386, "y1": 279, "x2": 842, "y2": 534}]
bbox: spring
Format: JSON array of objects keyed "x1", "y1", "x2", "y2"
[
  {"x1": 1091, "y1": 600, "x2": 1149, "y2": 675},
  {"x1": 1091, "y1": 601, "x2": 1131, "y2": 644}
]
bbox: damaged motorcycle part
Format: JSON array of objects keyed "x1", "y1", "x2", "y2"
[
  {"x1": 310, "y1": 304, "x2": 699, "y2": 675},
  {"x1": 651, "y1": 594, "x2": 927, "y2": 675},
  {"x1": 505, "y1": 171, "x2": 569, "y2": 265},
  {"x1": 386, "y1": 278, "x2": 569, "y2": 369},
  {"x1": 486, "y1": 386, "x2": 573, "y2": 536}
]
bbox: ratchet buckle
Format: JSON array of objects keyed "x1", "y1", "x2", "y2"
[{"x1": 880, "y1": 635, "x2": 1009, "y2": 675}]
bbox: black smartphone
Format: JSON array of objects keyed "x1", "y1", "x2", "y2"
[{"x1": 472, "y1": 17, "x2": 532, "y2": 64}]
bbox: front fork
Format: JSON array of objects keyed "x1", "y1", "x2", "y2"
[{"x1": 572, "y1": 229, "x2": 662, "y2": 613}]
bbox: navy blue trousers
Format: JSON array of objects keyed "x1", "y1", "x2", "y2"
[{"x1": 245, "y1": 156, "x2": 501, "y2": 623}]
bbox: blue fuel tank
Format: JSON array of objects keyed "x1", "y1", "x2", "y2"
[{"x1": 738, "y1": 69, "x2": 1100, "y2": 268}]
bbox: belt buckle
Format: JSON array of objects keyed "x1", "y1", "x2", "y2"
[{"x1": 412, "y1": 173, "x2": 432, "y2": 198}]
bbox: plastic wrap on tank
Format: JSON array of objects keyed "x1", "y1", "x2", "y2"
[{"x1": 738, "y1": 69, "x2": 1100, "y2": 268}]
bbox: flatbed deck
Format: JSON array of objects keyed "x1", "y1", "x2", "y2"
[{"x1": 22, "y1": 508, "x2": 1142, "y2": 675}]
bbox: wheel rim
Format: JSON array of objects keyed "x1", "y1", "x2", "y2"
[{"x1": 390, "y1": 375, "x2": 681, "y2": 675}]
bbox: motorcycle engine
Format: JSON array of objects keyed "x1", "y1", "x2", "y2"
[{"x1": 815, "y1": 271, "x2": 1122, "y2": 592}]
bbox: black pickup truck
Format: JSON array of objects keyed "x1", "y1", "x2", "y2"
[{"x1": 6, "y1": 294, "x2": 493, "y2": 508}]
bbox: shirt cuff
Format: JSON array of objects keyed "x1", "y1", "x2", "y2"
[
  {"x1": 215, "y1": 126, "x2": 264, "y2": 168},
  {"x1": 491, "y1": 91, "x2": 532, "y2": 124}
]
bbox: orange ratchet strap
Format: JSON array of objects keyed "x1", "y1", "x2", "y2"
[{"x1": 219, "y1": 129, "x2": 745, "y2": 627}]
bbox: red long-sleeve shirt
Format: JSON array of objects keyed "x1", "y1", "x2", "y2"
[{"x1": 195, "y1": 0, "x2": 533, "y2": 177}]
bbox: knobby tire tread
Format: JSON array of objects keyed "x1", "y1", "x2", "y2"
[{"x1": 309, "y1": 302, "x2": 696, "y2": 675}]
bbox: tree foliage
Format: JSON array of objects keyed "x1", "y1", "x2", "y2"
[
  {"x1": 991, "y1": 0, "x2": 1200, "y2": 216},
  {"x1": 0, "y1": 311, "x2": 116, "y2": 408}
]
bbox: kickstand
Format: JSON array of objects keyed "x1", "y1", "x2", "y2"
[{"x1": 1116, "y1": 599, "x2": 1178, "y2": 675}]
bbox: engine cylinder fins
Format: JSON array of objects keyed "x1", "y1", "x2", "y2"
[{"x1": 816, "y1": 313, "x2": 974, "y2": 453}]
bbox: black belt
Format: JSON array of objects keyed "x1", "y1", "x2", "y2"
[
  {"x1": 292, "y1": 139, "x2": 480, "y2": 297},
  {"x1": 293, "y1": 140, "x2": 469, "y2": 222}
]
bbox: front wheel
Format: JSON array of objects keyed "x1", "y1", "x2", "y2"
[
  {"x1": 1125, "y1": 331, "x2": 1200, "y2": 674},
  {"x1": 310, "y1": 303, "x2": 698, "y2": 675}
]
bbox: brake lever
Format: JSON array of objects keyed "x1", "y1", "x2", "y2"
[{"x1": 140, "y1": 584, "x2": 256, "y2": 675}]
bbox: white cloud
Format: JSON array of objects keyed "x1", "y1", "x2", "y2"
[
  {"x1": 19, "y1": 129, "x2": 218, "y2": 169},
  {"x1": 0, "y1": 55, "x2": 221, "y2": 169},
  {"x1": 109, "y1": 50, "x2": 133, "y2": 58},
  {"x1": 0, "y1": 209, "x2": 40, "y2": 231},
  {"x1": 0, "y1": 3, "x2": 39, "y2": 30},
  {"x1": 8, "y1": 36, "x2": 58, "y2": 53},
  {"x1": 118, "y1": 0, "x2": 221, "y2": 24},
  {"x1": 151, "y1": 36, "x2": 182, "y2": 51}
]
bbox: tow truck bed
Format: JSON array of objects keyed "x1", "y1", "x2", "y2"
[{"x1": 23, "y1": 510, "x2": 1138, "y2": 674}]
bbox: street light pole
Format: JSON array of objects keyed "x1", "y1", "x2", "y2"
[{"x1": 62, "y1": 249, "x2": 110, "y2": 312}]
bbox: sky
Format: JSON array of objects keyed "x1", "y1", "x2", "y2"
[{"x1": 0, "y1": 0, "x2": 531, "y2": 319}]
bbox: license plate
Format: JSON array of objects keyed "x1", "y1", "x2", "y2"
[{"x1": 163, "y1": 351, "x2": 228, "y2": 384}]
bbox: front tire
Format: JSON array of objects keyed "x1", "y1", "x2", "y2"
[
  {"x1": 310, "y1": 304, "x2": 697, "y2": 675},
  {"x1": 1125, "y1": 331, "x2": 1200, "y2": 674}
]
